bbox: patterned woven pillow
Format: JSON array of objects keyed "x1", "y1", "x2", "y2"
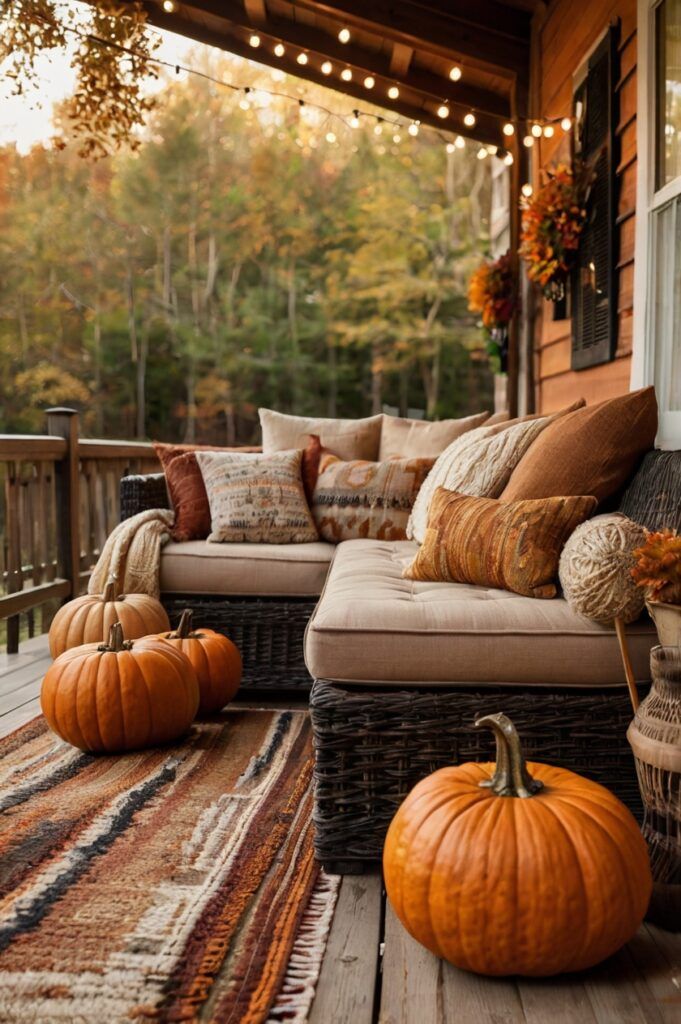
[
  {"x1": 312, "y1": 452, "x2": 434, "y2": 542},
  {"x1": 404, "y1": 488, "x2": 597, "y2": 598},
  {"x1": 196, "y1": 449, "x2": 318, "y2": 544}
]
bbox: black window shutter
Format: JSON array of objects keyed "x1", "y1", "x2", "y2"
[{"x1": 571, "y1": 27, "x2": 619, "y2": 370}]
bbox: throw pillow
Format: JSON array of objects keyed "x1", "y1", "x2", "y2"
[
  {"x1": 501, "y1": 387, "x2": 658, "y2": 504},
  {"x1": 259, "y1": 408, "x2": 382, "y2": 461},
  {"x1": 154, "y1": 442, "x2": 260, "y2": 543},
  {"x1": 312, "y1": 452, "x2": 434, "y2": 542},
  {"x1": 195, "y1": 449, "x2": 319, "y2": 544},
  {"x1": 404, "y1": 488, "x2": 597, "y2": 599},
  {"x1": 379, "y1": 411, "x2": 489, "y2": 459}
]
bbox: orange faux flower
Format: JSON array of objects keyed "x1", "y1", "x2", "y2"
[{"x1": 631, "y1": 529, "x2": 681, "y2": 605}]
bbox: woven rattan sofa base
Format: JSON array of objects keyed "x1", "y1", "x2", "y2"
[
  {"x1": 310, "y1": 678, "x2": 646, "y2": 874},
  {"x1": 163, "y1": 595, "x2": 315, "y2": 691}
]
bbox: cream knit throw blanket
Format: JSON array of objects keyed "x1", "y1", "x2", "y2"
[{"x1": 88, "y1": 508, "x2": 175, "y2": 600}]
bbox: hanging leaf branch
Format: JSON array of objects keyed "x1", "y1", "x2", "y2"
[{"x1": 0, "y1": 0, "x2": 159, "y2": 158}]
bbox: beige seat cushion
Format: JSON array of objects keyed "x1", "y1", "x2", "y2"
[
  {"x1": 304, "y1": 539, "x2": 655, "y2": 687},
  {"x1": 160, "y1": 540, "x2": 335, "y2": 597}
]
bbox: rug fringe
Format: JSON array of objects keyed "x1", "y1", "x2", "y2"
[{"x1": 266, "y1": 870, "x2": 341, "y2": 1023}]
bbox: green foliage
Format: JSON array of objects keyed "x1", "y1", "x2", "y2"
[{"x1": 0, "y1": 56, "x2": 494, "y2": 441}]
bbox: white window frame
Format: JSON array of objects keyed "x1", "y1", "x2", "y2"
[{"x1": 632, "y1": 0, "x2": 681, "y2": 448}]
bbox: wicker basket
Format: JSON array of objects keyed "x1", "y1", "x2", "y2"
[{"x1": 310, "y1": 678, "x2": 645, "y2": 873}]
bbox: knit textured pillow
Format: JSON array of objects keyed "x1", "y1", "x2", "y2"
[
  {"x1": 312, "y1": 452, "x2": 434, "y2": 542},
  {"x1": 404, "y1": 488, "x2": 597, "y2": 598},
  {"x1": 196, "y1": 449, "x2": 318, "y2": 544}
]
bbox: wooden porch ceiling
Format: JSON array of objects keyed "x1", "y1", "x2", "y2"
[{"x1": 141, "y1": 0, "x2": 540, "y2": 148}]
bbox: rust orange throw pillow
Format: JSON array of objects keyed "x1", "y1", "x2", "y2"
[
  {"x1": 155, "y1": 439, "x2": 322, "y2": 542},
  {"x1": 404, "y1": 488, "x2": 597, "y2": 598}
]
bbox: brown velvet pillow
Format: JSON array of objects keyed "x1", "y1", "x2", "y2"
[
  {"x1": 155, "y1": 438, "x2": 322, "y2": 542},
  {"x1": 500, "y1": 388, "x2": 658, "y2": 504},
  {"x1": 404, "y1": 487, "x2": 597, "y2": 598}
]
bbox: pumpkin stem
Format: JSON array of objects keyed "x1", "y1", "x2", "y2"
[
  {"x1": 474, "y1": 713, "x2": 543, "y2": 799},
  {"x1": 103, "y1": 577, "x2": 117, "y2": 602},
  {"x1": 98, "y1": 621, "x2": 132, "y2": 653},
  {"x1": 175, "y1": 608, "x2": 194, "y2": 640}
]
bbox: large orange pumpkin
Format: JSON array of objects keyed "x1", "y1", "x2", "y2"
[
  {"x1": 383, "y1": 712, "x2": 652, "y2": 977},
  {"x1": 41, "y1": 622, "x2": 199, "y2": 753},
  {"x1": 48, "y1": 577, "x2": 170, "y2": 658},
  {"x1": 157, "y1": 608, "x2": 242, "y2": 714}
]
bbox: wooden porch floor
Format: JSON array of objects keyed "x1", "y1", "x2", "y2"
[{"x1": 2, "y1": 636, "x2": 680, "y2": 1024}]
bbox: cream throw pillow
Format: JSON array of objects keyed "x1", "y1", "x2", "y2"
[
  {"x1": 379, "y1": 411, "x2": 489, "y2": 459},
  {"x1": 196, "y1": 449, "x2": 318, "y2": 544},
  {"x1": 259, "y1": 408, "x2": 382, "y2": 461},
  {"x1": 407, "y1": 417, "x2": 550, "y2": 543}
]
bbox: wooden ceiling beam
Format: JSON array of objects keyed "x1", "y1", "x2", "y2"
[
  {"x1": 390, "y1": 43, "x2": 413, "y2": 78},
  {"x1": 288, "y1": 0, "x2": 530, "y2": 79},
  {"x1": 143, "y1": 6, "x2": 505, "y2": 146},
  {"x1": 243, "y1": 0, "x2": 267, "y2": 23},
  {"x1": 171, "y1": 0, "x2": 511, "y2": 118}
]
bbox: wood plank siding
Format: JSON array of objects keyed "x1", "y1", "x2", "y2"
[{"x1": 531, "y1": 0, "x2": 636, "y2": 412}]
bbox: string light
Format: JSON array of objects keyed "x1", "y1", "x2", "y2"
[
  {"x1": 363, "y1": 76, "x2": 375, "y2": 89},
  {"x1": 326, "y1": 131, "x2": 337, "y2": 143},
  {"x1": 296, "y1": 52, "x2": 308, "y2": 65},
  {"x1": 388, "y1": 85, "x2": 400, "y2": 99},
  {"x1": 531, "y1": 123, "x2": 542, "y2": 138},
  {"x1": 408, "y1": 121, "x2": 419, "y2": 136},
  {"x1": 455, "y1": 135, "x2": 465, "y2": 149},
  {"x1": 503, "y1": 123, "x2": 514, "y2": 136},
  {"x1": 350, "y1": 111, "x2": 360, "y2": 128},
  {"x1": 449, "y1": 66, "x2": 462, "y2": 81},
  {"x1": 561, "y1": 116, "x2": 572, "y2": 131},
  {"x1": 341, "y1": 68, "x2": 352, "y2": 81},
  {"x1": 162, "y1": 0, "x2": 175, "y2": 11},
  {"x1": 503, "y1": 152, "x2": 514, "y2": 166},
  {"x1": 463, "y1": 112, "x2": 476, "y2": 127},
  {"x1": 239, "y1": 96, "x2": 250, "y2": 110},
  {"x1": 446, "y1": 141, "x2": 455, "y2": 153},
  {"x1": 338, "y1": 27, "x2": 351, "y2": 43},
  {"x1": 521, "y1": 183, "x2": 533, "y2": 197},
  {"x1": 543, "y1": 124, "x2": 554, "y2": 138},
  {"x1": 393, "y1": 133, "x2": 401, "y2": 143},
  {"x1": 477, "y1": 147, "x2": 488, "y2": 160},
  {"x1": 486, "y1": 144, "x2": 497, "y2": 155},
  {"x1": 249, "y1": 34, "x2": 260, "y2": 48},
  {"x1": 374, "y1": 122, "x2": 383, "y2": 135},
  {"x1": 321, "y1": 60, "x2": 333, "y2": 75},
  {"x1": 437, "y1": 104, "x2": 449, "y2": 119},
  {"x1": 274, "y1": 42, "x2": 285, "y2": 57},
  {"x1": 523, "y1": 134, "x2": 534, "y2": 147}
]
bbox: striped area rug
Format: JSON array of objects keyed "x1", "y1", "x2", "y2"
[{"x1": 0, "y1": 709, "x2": 339, "y2": 1023}]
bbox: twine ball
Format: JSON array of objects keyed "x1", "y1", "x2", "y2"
[{"x1": 559, "y1": 513, "x2": 646, "y2": 624}]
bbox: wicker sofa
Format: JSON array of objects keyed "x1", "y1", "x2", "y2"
[{"x1": 120, "y1": 448, "x2": 681, "y2": 873}]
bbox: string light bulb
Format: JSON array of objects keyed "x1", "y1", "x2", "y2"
[
  {"x1": 296, "y1": 52, "x2": 308, "y2": 65},
  {"x1": 350, "y1": 111, "x2": 360, "y2": 128},
  {"x1": 274, "y1": 42, "x2": 285, "y2": 57},
  {"x1": 543, "y1": 124, "x2": 555, "y2": 138},
  {"x1": 531, "y1": 123, "x2": 542, "y2": 138},
  {"x1": 341, "y1": 68, "x2": 352, "y2": 81},
  {"x1": 338, "y1": 27, "x2": 351, "y2": 43},
  {"x1": 393, "y1": 133, "x2": 401, "y2": 144},
  {"x1": 408, "y1": 121, "x2": 419, "y2": 136},
  {"x1": 239, "y1": 96, "x2": 250, "y2": 110},
  {"x1": 437, "y1": 104, "x2": 449, "y2": 119},
  {"x1": 521, "y1": 183, "x2": 533, "y2": 198},
  {"x1": 449, "y1": 66, "x2": 462, "y2": 81},
  {"x1": 326, "y1": 131, "x2": 337, "y2": 143},
  {"x1": 321, "y1": 60, "x2": 333, "y2": 75},
  {"x1": 446, "y1": 141, "x2": 455, "y2": 154},
  {"x1": 523, "y1": 134, "x2": 534, "y2": 147},
  {"x1": 363, "y1": 76, "x2": 375, "y2": 89},
  {"x1": 463, "y1": 112, "x2": 476, "y2": 127},
  {"x1": 561, "y1": 116, "x2": 572, "y2": 132},
  {"x1": 503, "y1": 122, "x2": 515, "y2": 136},
  {"x1": 249, "y1": 34, "x2": 260, "y2": 48},
  {"x1": 374, "y1": 122, "x2": 383, "y2": 135},
  {"x1": 162, "y1": 0, "x2": 175, "y2": 11},
  {"x1": 388, "y1": 85, "x2": 400, "y2": 99},
  {"x1": 503, "y1": 152, "x2": 514, "y2": 166},
  {"x1": 477, "y1": 147, "x2": 488, "y2": 160},
  {"x1": 455, "y1": 135, "x2": 465, "y2": 149}
]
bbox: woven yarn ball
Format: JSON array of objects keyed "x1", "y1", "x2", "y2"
[{"x1": 559, "y1": 513, "x2": 646, "y2": 624}]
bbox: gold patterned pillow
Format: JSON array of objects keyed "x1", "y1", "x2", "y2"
[
  {"x1": 404, "y1": 487, "x2": 597, "y2": 598},
  {"x1": 312, "y1": 452, "x2": 434, "y2": 543},
  {"x1": 195, "y1": 450, "x2": 318, "y2": 544}
]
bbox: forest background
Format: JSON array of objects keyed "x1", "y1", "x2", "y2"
[{"x1": 0, "y1": 50, "x2": 494, "y2": 444}]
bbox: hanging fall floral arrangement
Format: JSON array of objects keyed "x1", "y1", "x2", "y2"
[
  {"x1": 519, "y1": 163, "x2": 591, "y2": 301},
  {"x1": 467, "y1": 250, "x2": 517, "y2": 373}
]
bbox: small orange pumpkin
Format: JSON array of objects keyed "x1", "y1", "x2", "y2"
[
  {"x1": 41, "y1": 622, "x2": 199, "y2": 753},
  {"x1": 157, "y1": 609, "x2": 242, "y2": 714},
  {"x1": 48, "y1": 577, "x2": 170, "y2": 658},
  {"x1": 383, "y1": 713, "x2": 652, "y2": 977}
]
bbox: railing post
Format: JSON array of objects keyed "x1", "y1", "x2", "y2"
[{"x1": 46, "y1": 408, "x2": 81, "y2": 601}]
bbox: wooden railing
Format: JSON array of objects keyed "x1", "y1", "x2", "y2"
[{"x1": 0, "y1": 408, "x2": 159, "y2": 653}]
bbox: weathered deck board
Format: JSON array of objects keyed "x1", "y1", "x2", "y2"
[{"x1": 1, "y1": 633, "x2": 680, "y2": 1024}]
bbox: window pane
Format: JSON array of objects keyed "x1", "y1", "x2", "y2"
[
  {"x1": 657, "y1": 0, "x2": 681, "y2": 189},
  {"x1": 653, "y1": 198, "x2": 681, "y2": 409}
]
